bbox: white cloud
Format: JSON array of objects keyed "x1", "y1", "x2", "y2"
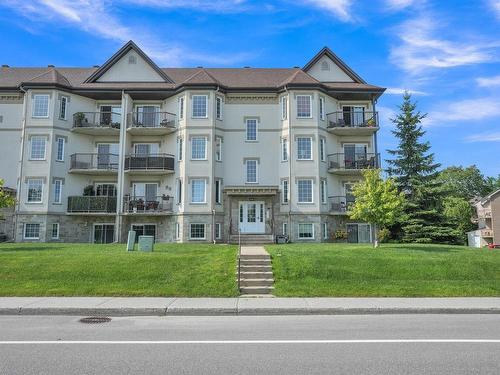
[
  {"x1": 476, "y1": 75, "x2": 500, "y2": 87},
  {"x1": 123, "y1": 0, "x2": 249, "y2": 12},
  {"x1": 302, "y1": 0, "x2": 353, "y2": 22},
  {"x1": 385, "y1": 0, "x2": 415, "y2": 9},
  {"x1": 490, "y1": 0, "x2": 500, "y2": 19},
  {"x1": 390, "y1": 17, "x2": 499, "y2": 75},
  {"x1": 424, "y1": 98, "x2": 500, "y2": 126},
  {"x1": 464, "y1": 131, "x2": 500, "y2": 143},
  {"x1": 385, "y1": 87, "x2": 428, "y2": 95}
]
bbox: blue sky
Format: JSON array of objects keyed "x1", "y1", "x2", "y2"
[{"x1": 1, "y1": 0, "x2": 499, "y2": 177}]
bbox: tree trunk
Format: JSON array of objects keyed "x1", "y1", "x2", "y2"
[{"x1": 373, "y1": 223, "x2": 379, "y2": 248}]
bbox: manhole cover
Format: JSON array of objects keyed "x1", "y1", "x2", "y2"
[{"x1": 79, "y1": 316, "x2": 112, "y2": 324}]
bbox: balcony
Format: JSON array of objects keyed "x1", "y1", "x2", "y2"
[
  {"x1": 69, "y1": 153, "x2": 119, "y2": 175},
  {"x1": 329, "y1": 196, "x2": 355, "y2": 215},
  {"x1": 124, "y1": 154, "x2": 175, "y2": 175},
  {"x1": 480, "y1": 229, "x2": 494, "y2": 238},
  {"x1": 127, "y1": 112, "x2": 176, "y2": 135},
  {"x1": 326, "y1": 111, "x2": 379, "y2": 136},
  {"x1": 123, "y1": 195, "x2": 173, "y2": 215},
  {"x1": 72, "y1": 112, "x2": 121, "y2": 135},
  {"x1": 328, "y1": 153, "x2": 380, "y2": 175},
  {"x1": 67, "y1": 196, "x2": 117, "y2": 214}
]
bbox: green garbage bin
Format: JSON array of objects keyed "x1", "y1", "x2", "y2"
[{"x1": 138, "y1": 235, "x2": 154, "y2": 252}]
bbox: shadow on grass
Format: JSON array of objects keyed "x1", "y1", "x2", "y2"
[{"x1": 382, "y1": 244, "x2": 466, "y2": 253}]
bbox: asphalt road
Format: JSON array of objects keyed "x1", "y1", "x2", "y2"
[{"x1": 0, "y1": 314, "x2": 499, "y2": 374}]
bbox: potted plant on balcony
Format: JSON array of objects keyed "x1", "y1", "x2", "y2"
[
  {"x1": 74, "y1": 112, "x2": 86, "y2": 127},
  {"x1": 367, "y1": 118, "x2": 376, "y2": 127},
  {"x1": 83, "y1": 185, "x2": 95, "y2": 196}
]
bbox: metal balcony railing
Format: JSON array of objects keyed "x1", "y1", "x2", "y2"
[
  {"x1": 73, "y1": 112, "x2": 121, "y2": 129},
  {"x1": 127, "y1": 112, "x2": 176, "y2": 129},
  {"x1": 124, "y1": 154, "x2": 175, "y2": 171},
  {"x1": 480, "y1": 229, "x2": 494, "y2": 237},
  {"x1": 70, "y1": 153, "x2": 119, "y2": 171},
  {"x1": 329, "y1": 196, "x2": 355, "y2": 213},
  {"x1": 328, "y1": 153, "x2": 380, "y2": 171},
  {"x1": 326, "y1": 111, "x2": 378, "y2": 128},
  {"x1": 67, "y1": 196, "x2": 117, "y2": 213},
  {"x1": 123, "y1": 195, "x2": 174, "y2": 213}
]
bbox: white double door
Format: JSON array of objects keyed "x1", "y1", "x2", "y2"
[{"x1": 239, "y1": 201, "x2": 265, "y2": 233}]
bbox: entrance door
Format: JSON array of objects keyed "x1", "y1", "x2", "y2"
[
  {"x1": 346, "y1": 223, "x2": 372, "y2": 243},
  {"x1": 97, "y1": 143, "x2": 119, "y2": 169},
  {"x1": 239, "y1": 201, "x2": 265, "y2": 233},
  {"x1": 346, "y1": 224, "x2": 358, "y2": 243},
  {"x1": 93, "y1": 224, "x2": 115, "y2": 244}
]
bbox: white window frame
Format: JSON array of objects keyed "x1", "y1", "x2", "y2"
[
  {"x1": 177, "y1": 137, "x2": 183, "y2": 161},
  {"x1": 296, "y1": 95, "x2": 312, "y2": 118},
  {"x1": 297, "y1": 179, "x2": 313, "y2": 204},
  {"x1": 59, "y1": 96, "x2": 68, "y2": 120},
  {"x1": 319, "y1": 97, "x2": 325, "y2": 121},
  {"x1": 27, "y1": 178, "x2": 43, "y2": 203},
  {"x1": 215, "y1": 136, "x2": 222, "y2": 162},
  {"x1": 245, "y1": 118, "x2": 258, "y2": 142},
  {"x1": 245, "y1": 159, "x2": 258, "y2": 184},
  {"x1": 215, "y1": 179, "x2": 222, "y2": 204},
  {"x1": 281, "y1": 138, "x2": 288, "y2": 162},
  {"x1": 215, "y1": 223, "x2": 222, "y2": 240},
  {"x1": 216, "y1": 96, "x2": 223, "y2": 120},
  {"x1": 24, "y1": 223, "x2": 40, "y2": 240},
  {"x1": 297, "y1": 137, "x2": 312, "y2": 160},
  {"x1": 189, "y1": 223, "x2": 206, "y2": 240},
  {"x1": 323, "y1": 222, "x2": 328, "y2": 240},
  {"x1": 53, "y1": 178, "x2": 63, "y2": 204},
  {"x1": 281, "y1": 96, "x2": 288, "y2": 120},
  {"x1": 176, "y1": 179, "x2": 182, "y2": 205},
  {"x1": 32, "y1": 94, "x2": 50, "y2": 118},
  {"x1": 282, "y1": 179, "x2": 289, "y2": 204},
  {"x1": 191, "y1": 137, "x2": 207, "y2": 160},
  {"x1": 175, "y1": 222, "x2": 181, "y2": 240},
  {"x1": 320, "y1": 138, "x2": 326, "y2": 162},
  {"x1": 56, "y1": 136, "x2": 65, "y2": 161},
  {"x1": 51, "y1": 223, "x2": 60, "y2": 240},
  {"x1": 192, "y1": 95, "x2": 208, "y2": 119},
  {"x1": 191, "y1": 179, "x2": 207, "y2": 204},
  {"x1": 321, "y1": 179, "x2": 327, "y2": 204},
  {"x1": 178, "y1": 96, "x2": 184, "y2": 120},
  {"x1": 282, "y1": 222, "x2": 288, "y2": 236},
  {"x1": 30, "y1": 136, "x2": 46, "y2": 160},
  {"x1": 298, "y1": 223, "x2": 315, "y2": 239}
]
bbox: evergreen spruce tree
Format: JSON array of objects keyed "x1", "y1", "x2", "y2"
[{"x1": 386, "y1": 93, "x2": 460, "y2": 244}]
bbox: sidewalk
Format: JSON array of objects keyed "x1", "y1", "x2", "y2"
[{"x1": 1, "y1": 297, "x2": 499, "y2": 316}]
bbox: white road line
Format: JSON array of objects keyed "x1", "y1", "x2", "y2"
[{"x1": 0, "y1": 339, "x2": 499, "y2": 345}]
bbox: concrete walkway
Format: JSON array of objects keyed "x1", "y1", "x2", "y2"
[
  {"x1": 1, "y1": 297, "x2": 499, "y2": 316},
  {"x1": 240, "y1": 245, "x2": 269, "y2": 256}
]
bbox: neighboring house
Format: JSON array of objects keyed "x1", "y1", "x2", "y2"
[
  {"x1": 468, "y1": 189, "x2": 500, "y2": 247},
  {"x1": 0, "y1": 41, "x2": 385, "y2": 244}
]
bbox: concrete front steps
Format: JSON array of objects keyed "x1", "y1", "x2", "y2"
[
  {"x1": 238, "y1": 254, "x2": 275, "y2": 295},
  {"x1": 229, "y1": 234, "x2": 274, "y2": 245}
]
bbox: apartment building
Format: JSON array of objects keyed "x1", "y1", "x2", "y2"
[
  {"x1": 0, "y1": 41, "x2": 385, "y2": 244},
  {"x1": 468, "y1": 189, "x2": 500, "y2": 247}
]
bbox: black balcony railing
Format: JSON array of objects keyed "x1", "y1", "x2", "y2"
[
  {"x1": 328, "y1": 153, "x2": 379, "y2": 170},
  {"x1": 128, "y1": 112, "x2": 176, "y2": 129},
  {"x1": 73, "y1": 112, "x2": 121, "y2": 129},
  {"x1": 329, "y1": 196, "x2": 355, "y2": 213},
  {"x1": 70, "y1": 153, "x2": 119, "y2": 171},
  {"x1": 67, "y1": 196, "x2": 117, "y2": 213},
  {"x1": 123, "y1": 195, "x2": 173, "y2": 213},
  {"x1": 124, "y1": 154, "x2": 174, "y2": 171},
  {"x1": 326, "y1": 111, "x2": 378, "y2": 128}
]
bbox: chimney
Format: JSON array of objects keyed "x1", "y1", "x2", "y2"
[{"x1": 47, "y1": 64, "x2": 55, "y2": 68}]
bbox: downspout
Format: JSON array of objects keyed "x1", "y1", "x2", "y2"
[
  {"x1": 286, "y1": 86, "x2": 292, "y2": 240},
  {"x1": 212, "y1": 87, "x2": 219, "y2": 244},
  {"x1": 13, "y1": 85, "x2": 28, "y2": 241},
  {"x1": 115, "y1": 90, "x2": 127, "y2": 243}
]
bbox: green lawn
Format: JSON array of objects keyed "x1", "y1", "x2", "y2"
[
  {"x1": 266, "y1": 243, "x2": 500, "y2": 297},
  {"x1": 0, "y1": 243, "x2": 238, "y2": 297}
]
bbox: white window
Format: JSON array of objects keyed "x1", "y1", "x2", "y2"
[
  {"x1": 53, "y1": 179, "x2": 63, "y2": 204},
  {"x1": 321, "y1": 179, "x2": 327, "y2": 204},
  {"x1": 27, "y1": 178, "x2": 43, "y2": 203},
  {"x1": 215, "y1": 223, "x2": 221, "y2": 239},
  {"x1": 320, "y1": 138, "x2": 326, "y2": 162},
  {"x1": 297, "y1": 179, "x2": 313, "y2": 203},
  {"x1": 176, "y1": 179, "x2": 182, "y2": 205},
  {"x1": 56, "y1": 137, "x2": 65, "y2": 161},
  {"x1": 281, "y1": 96, "x2": 288, "y2": 120},
  {"x1": 282, "y1": 222, "x2": 288, "y2": 236},
  {"x1": 30, "y1": 136, "x2": 46, "y2": 160},
  {"x1": 323, "y1": 222, "x2": 328, "y2": 239},
  {"x1": 282, "y1": 179, "x2": 289, "y2": 203},
  {"x1": 179, "y1": 97, "x2": 184, "y2": 120},
  {"x1": 59, "y1": 96, "x2": 68, "y2": 120},
  {"x1": 133, "y1": 143, "x2": 159, "y2": 156},
  {"x1": 297, "y1": 137, "x2": 312, "y2": 160},
  {"x1": 215, "y1": 137, "x2": 222, "y2": 161},
  {"x1": 175, "y1": 223, "x2": 180, "y2": 240},
  {"x1": 177, "y1": 137, "x2": 183, "y2": 161},
  {"x1": 191, "y1": 179, "x2": 206, "y2": 203},
  {"x1": 298, "y1": 223, "x2": 314, "y2": 239},
  {"x1": 215, "y1": 179, "x2": 222, "y2": 204},
  {"x1": 32, "y1": 94, "x2": 49, "y2": 118},
  {"x1": 191, "y1": 137, "x2": 207, "y2": 160},
  {"x1": 24, "y1": 223, "x2": 40, "y2": 239},
  {"x1": 281, "y1": 138, "x2": 288, "y2": 161},
  {"x1": 319, "y1": 97, "x2": 325, "y2": 120},
  {"x1": 192, "y1": 95, "x2": 208, "y2": 118},
  {"x1": 296, "y1": 95, "x2": 312, "y2": 118},
  {"x1": 190, "y1": 223, "x2": 206, "y2": 239},
  {"x1": 246, "y1": 119, "x2": 258, "y2": 141},
  {"x1": 51, "y1": 223, "x2": 60, "y2": 239},
  {"x1": 246, "y1": 160, "x2": 258, "y2": 183},
  {"x1": 216, "y1": 96, "x2": 223, "y2": 119}
]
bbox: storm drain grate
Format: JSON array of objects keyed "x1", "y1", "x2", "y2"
[{"x1": 79, "y1": 316, "x2": 112, "y2": 324}]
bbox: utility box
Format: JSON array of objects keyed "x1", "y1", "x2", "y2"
[
  {"x1": 138, "y1": 235, "x2": 154, "y2": 252},
  {"x1": 276, "y1": 235, "x2": 289, "y2": 244},
  {"x1": 127, "y1": 231, "x2": 136, "y2": 251}
]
